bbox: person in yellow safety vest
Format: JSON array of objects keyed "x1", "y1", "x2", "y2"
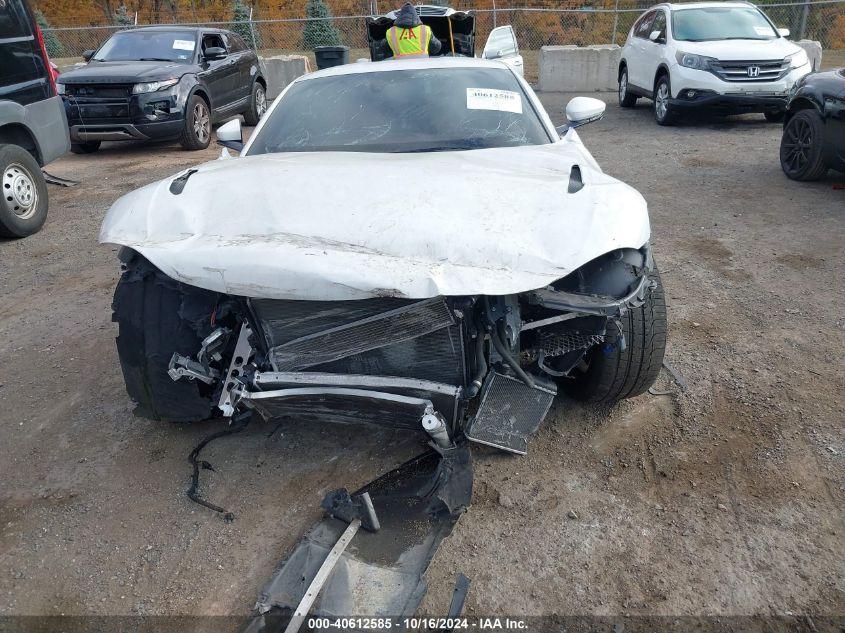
[{"x1": 383, "y1": 3, "x2": 442, "y2": 59}]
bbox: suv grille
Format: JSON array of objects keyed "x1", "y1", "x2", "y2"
[
  {"x1": 65, "y1": 84, "x2": 133, "y2": 98},
  {"x1": 710, "y1": 59, "x2": 789, "y2": 82}
]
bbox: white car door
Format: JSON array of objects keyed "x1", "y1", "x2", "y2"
[
  {"x1": 639, "y1": 9, "x2": 668, "y2": 91},
  {"x1": 626, "y1": 10, "x2": 657, "y2": 89},
  {"x1": 481, "y1": 25, "x2": 524, "y2": 77}
]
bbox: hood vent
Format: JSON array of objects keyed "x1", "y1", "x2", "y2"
[{"x1": 568, "y1": 164, "x2": 584, "y2": 194}]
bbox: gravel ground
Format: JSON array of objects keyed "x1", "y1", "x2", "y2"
[{"x1": 0, "y1": 94, "x2": 843, "y2": 626}]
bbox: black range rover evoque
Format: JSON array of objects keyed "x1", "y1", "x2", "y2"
[{"x1": 57, "y1": 26, "x2": 267, "y2": 153}]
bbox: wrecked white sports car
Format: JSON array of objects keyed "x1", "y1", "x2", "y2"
[{"x1": 100, "y1": 57, "x2": 666, "y2": 455}]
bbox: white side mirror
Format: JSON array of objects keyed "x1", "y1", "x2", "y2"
[
  {"x1": 216, "y1": 118, "x2": 243, "y2": 152},
  {"x1": 649, "y1": 30, "x2": 662, "y2": 42},
  {"x1": 565, "y1": 97, "x2": 606, "y2": 128},
  {"x1": 778, "y1": 27, "x2": 790, "y2": 37}
]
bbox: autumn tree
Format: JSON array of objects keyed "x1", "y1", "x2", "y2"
[
  {"x1": 34, "y1": 9, "x2": 64, "y2": 55},
  {"x1": 302, "y1": 0, "x2": 343, "y2": 49},
  {"x1": 232, "y1": 0, "x2": 260, "y2": 48},
  {"x1": 114, "y1": 2, "x2": 134, "y2": 25}
]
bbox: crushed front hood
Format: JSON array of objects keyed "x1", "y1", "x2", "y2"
[{"x1": 99, "y1": 141, "x2": 650, "y2": 300}]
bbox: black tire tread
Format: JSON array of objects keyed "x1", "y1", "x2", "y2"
[
  {"x1": 619, "y1": 68, "x2": 638, "y2": 108},
  {"x1": 654, "y1": 75, "x2": 676, "y2": 126},
  {"x1": 243, "y1": 81, "x2": 265, "y2": 126},
  {"x1": 780, "y1": 109, "x2": 828, "y2": 181},
  {"x1": 113, "y1": 260, "x2": 217, "y2": 422},
  {"x1": 0, "y1": 144, "x2": 49, "y2": 238},
  {"x1": 179, "y1": 94, "x2": 210, "y2": 151},
  {"x1": 565, "y1": 269, "x2": 667, "y2": 403}
]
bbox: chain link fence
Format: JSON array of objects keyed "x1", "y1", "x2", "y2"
[{"x1": 46, "y1": 0, "x2": 845, "y2": 84}]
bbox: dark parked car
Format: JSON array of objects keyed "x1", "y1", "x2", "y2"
[
  {"x1": 0, "y1": 0, "x2": 70, "y2": 237},
  {"x1": 57, "y1": 26, "x2": 267, "y2": 153},
  {"x1": 780, "y1": 68, "x2": 845, "y2": 181}
]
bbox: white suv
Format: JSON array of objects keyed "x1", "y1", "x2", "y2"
[{"x1": 619, "y1": 1, "x2": 813, "y2": 125}]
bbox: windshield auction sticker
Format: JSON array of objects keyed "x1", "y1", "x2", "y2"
[
  {"x1": 466, "y1": 88, "x2": 523, "y2": 114},
  {"x1": 172, "y1": 39, "x2": 196, "y2": 50}
]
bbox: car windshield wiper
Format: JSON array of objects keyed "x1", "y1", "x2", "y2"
[
  {"x1": 138, "y1": 57, "x2": 176, "y2": 62},
  {"x1": 394, "y1": 143, "x2": 486, "y2": 153}
]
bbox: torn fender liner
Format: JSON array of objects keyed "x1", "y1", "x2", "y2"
[{"x1": 247, "y1": 446, "x2": 472, "y2": 630}]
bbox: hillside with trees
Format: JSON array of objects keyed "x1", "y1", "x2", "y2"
[{"x1": 30, "y1": 0, "x2": 845, "y2": 50}]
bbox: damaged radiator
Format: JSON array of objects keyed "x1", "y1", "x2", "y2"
[
  {"x1": 247, "y1": 297, "x2": 467, "y2": 427},
  {"x1": 251, "y1": 297, "x2": 466, "y2": 386},
  {"x1": 266, "y1": 298, "x2": 454, "y2": 371}
]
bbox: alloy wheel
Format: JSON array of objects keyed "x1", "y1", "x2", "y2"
[
  {"x1": 655, "y1": 82, "x2": 669, "y2": 121},
  {"x1": 256, "y1": 86, "x2": 267, "y2": 117},
  {"x1": 619, "y1": 72, "x2": 627, "y2": 102},
  {"x1": 781, "y1": 117, "x2": 813, "y2": 174},
  {"x1": 193, "y1": 102, "x2": 210, "y2": 143},
  {"x1": 3, "y1": 162, "x2": 38, "y2": 219}
]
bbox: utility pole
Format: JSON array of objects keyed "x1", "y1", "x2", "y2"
[
  {"x1": 492, "y1": 0, "x2": 497, "y2": 28},
  {"x1": 611, "y1": 0, "x2": 620, "y2": 46},
  {"x1": 798, "y1": 0, "x2": 809, "y2": 40},
  {"x1": 248, "y1": 6, "x2": 258, "y2": 50}
]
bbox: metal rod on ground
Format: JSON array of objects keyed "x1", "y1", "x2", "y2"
[{"x1": 283, "y1": 518, "x2": 361, "y2": 633}]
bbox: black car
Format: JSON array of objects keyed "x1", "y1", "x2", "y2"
[
  {"x1": 57, "y1": 26, "x2": 267, "y2": 153},
  {"x1": 780, "y1": 68, "x2": 845, "y2": 181},
  {"x1": 0, "y1": 0, "x2": 70, "y2": 237}
]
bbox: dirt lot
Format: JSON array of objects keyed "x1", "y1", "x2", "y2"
[{"x1": 1, "y1": 94, "x2": 843, "y2": 627}]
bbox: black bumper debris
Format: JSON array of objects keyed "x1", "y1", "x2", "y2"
[{"x1": 245, "y1": 445, "x2": 473, "y2": 631}]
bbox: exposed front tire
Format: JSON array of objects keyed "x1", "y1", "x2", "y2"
[
  {"x1": 780, "y1": 109, "x2": 828, "y2": 181},
  {"x1": 243, "y1": 81, "x2": 267, "y2": 126},
  {"x1": 563, "y1": 269, "x2": 667, "y2": 403},
  {"x1": 112, "y1": 255, "x2": 219, "y2": 422},
  {"x1": 179, "y1": 95, "x2": 212, "y2": 151},
  {"x1": 0, "y1": 144, "x2": 49, "y2": 238},
  {"x1": 70, "y1": 141, "x2": 101, "y2": 154},
  {"x1": 618, "y1": 68, "x2": 638, "y2": 108},
  {"x1": 653, "y1": 75, "x2": 676, "y2": 126}
]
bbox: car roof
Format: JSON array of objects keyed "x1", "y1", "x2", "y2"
[
  {"x1": 650, "y1": 1, "x2": 757, "y2": 10},
  {"x1": 117, "y1": 26, "x2": 222, "y2": 34},
  {"x1": 297, "y1": 56, "x2": 514, "y2": 82}
]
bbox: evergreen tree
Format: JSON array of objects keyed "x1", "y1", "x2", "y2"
[
  {"x1": 114, "y1": 3, "x2": 134, "y2": 27},
  {"x1": 34, "y1": 10, "x2": 64, "y2": 57},
  {"x1": 302, "y1": 0, "x2": 343, "y2": 49},
  {"x1": 232, "y1": 0, "x2": 261, "y2": 49}
]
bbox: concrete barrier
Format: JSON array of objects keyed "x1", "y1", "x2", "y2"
[
  {"x1": 795, "y1": 40, "x2": 823, "y2": 72},
  {"x1": 538, "y1": 45, "x2": 621, "y2": 93},
  {"x1": 260, "y1": 55, "x2": 310, "y2": 100}
]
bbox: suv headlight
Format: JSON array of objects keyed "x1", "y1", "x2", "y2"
[
  {"x1": 676, "y1": 52, "x2": 717, "y2": 70},
  {"x1": 132, "y1": 78, "x2": 179, "y2": 94},
  {"x1": 786, "y1": 49, "x2": 809, "y2": 68}
]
